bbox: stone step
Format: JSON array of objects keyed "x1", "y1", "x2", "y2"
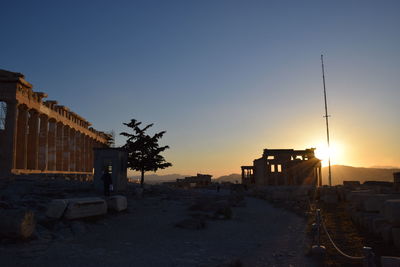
[
  {"x1": 364, "y1": 194, "x2": 400, "y2": 213},
  {"x1": 381, "y1": 256, "x2": 400, "y2": 267},
  {"x1": 106, "y1": 195, "x2": 127, "y2": 212},
  {"x1": 64, "y1": 197, "x2": 107, "y2": 220},
  {"x1": 393, "y1": 228, "x2": 400, "y2": 250}
]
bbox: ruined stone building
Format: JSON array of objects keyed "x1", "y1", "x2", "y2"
[
  {"x1": 176, "y1": 173, "x2": 212, "y2": 187},
  {"x1": 241, "y1": 148, "x2": 322, "y2": 186},
  {"x1": 0, "y1": 69, "x2": 110, "y2": 178}
]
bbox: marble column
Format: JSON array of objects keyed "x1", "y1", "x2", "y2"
[
  {"x1": 27, "y1": 110, "x2": 39, "y2": 170},
  {"x1": 75, "y1": 132, "x2": 82, "y2": 172},
  {"x1": 84, "y1": 136, "x2": 90, "y2": 172},
  {"x1": 81, "y1": 134, "x2": 86, "y2": 172},
  {"x1": 16, "y1": 105, "x2": 28, "y2": 169},
  {"x1": 87, "y1": 138, "x2": 93, "y2": 172},
  {"x1": 38, "y1": 114, "x2": 48, "y2": 171},
  {"x1": 318, "y1": 167, "x2": 322, "y2": 187},
  {"x1": 56, "y1": 122, "x2": 63, "y2": 171},
  {"x1": 69, "y1": 129, "x2": 76, "y2": 171},
  {"x1": 47, "y1": 119, "x2": 57, "y2": 171},
  {"x1": 62, "y1": 126, "x2": 70, "y2": 171}
]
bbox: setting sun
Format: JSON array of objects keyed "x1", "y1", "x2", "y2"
[{"x1": 314, "y1": 141, "x2": 344, "y2": 167}]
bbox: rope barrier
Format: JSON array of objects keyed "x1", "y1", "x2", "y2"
[
  {"x1": 321, "y1": 218, "x2": 364, "y2": 260},
  {"x1": 309, "y1": 189, "x2": 376, "y2": 266}
]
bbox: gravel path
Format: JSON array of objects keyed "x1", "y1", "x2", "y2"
[{"x1": 1, "y1": 194, "x2": 316, "y2": 267}]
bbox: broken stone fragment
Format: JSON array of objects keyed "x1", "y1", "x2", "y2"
[
  {"x1": 0, "y1": 209, "x2": 35, "y2": 239},
  {"x1": 392, "y1": 228, "x2": 400, "y2": 250},
  {"x1": 381, "y1": 256, "x2": 400, "y2": 267},
  {"x1": 64, "y1": 197, "x2": 107, "y2": 220},
  {"x1": 384, "y1": 199, "x2": 400, "y2": 226},
  {"x1": 46, "y1": 199, "x2": 69, "y2": 219},
  {"x1": 106, "y1": 195, "x2": 127, "y2": 212}
]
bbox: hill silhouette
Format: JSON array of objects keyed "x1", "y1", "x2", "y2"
[
  {"x1": 322, "y1": 165, "x2": 398, "y2": 185},
  {"x1": 128, "y1": 165, "x2": 398, "y2": 185},
  {"x1": 210, "y1": 165, "x2": 399, "y2": 185},
  {"x1": 213, "y1": 174, "x2": 242, "y2": 183},
  {"x1": 128, "y1": 174, "x2": 187, "y2": 184}
]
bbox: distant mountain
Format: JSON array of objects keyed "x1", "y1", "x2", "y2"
[
  {"x1": 210, "y1": 165, "x2": 399, "y2": 185},
  {"x1": 128, "y1": 165, "x2": 399, "y2": 185},
  {"x1": 214, "y1": 173, "x2": 241, "y2": 183},
  {"x1": 369, "y1": 165, "x2": 400, "y2": 169},
  {"x1": 128, "y1": 174, "x2": 188, "y2": 184},
  {"x1": 323, "y1": 165, "x2": 399, "y2": 185}
]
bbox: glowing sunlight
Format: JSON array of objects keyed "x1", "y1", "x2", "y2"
[{"x1": 314, "y1": 141, "x2": 344, "y2": 167}]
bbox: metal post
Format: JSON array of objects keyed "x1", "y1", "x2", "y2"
[
  {"x1": 362, "y1": 247, "x2": 375, "y2": 267},
  {"x1": 316, "y1": 209, "x2": 321, "y2": 246},
  {"x1": 311, "y1": 209, "x2": 326, "y2": 255},
  {"x1": 321, "y1": 54, "x2": 332, "y2": 186}
]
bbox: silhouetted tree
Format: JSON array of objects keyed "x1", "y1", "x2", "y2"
[
  {"x1": 105, "y1": 130, "x2": 115, "y2": 147},
  {"x1": 120, "y1": 119, "x2": 172, "y2": 187}
]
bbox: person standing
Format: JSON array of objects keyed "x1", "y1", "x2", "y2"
[{"x1": 101, "y1": 167, "x2": 113, "y2": 196}]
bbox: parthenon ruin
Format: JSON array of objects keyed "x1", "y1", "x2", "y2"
[{"x1": 0, "y1": 69, "x2": 110, "y2": 178}]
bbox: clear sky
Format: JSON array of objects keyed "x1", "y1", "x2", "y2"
[{"x1": 1, "y1": 0, "x2": 399, "y2": 179}]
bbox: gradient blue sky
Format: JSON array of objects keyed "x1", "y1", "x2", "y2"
[{"x1": 1, "y1": 1, "x2": 399, "y2": 180}]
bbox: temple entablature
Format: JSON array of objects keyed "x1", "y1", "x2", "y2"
[{"x1": 0, "y1": 69, "x2": 109, "y2": 177}]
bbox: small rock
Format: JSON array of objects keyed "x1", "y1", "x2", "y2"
[{"x1": 175, "y1": 218, "x2": 206, "y2": 230}]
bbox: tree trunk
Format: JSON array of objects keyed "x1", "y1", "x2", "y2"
[
  {"x1": 0, "y1": 209, "x2": 35, "y2": 239},
  {"x1": 140, "y1": 169, "x2": 145, "y2": 188}
]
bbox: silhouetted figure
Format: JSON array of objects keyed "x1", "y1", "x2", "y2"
[
  {"x1": 101, "y1": 167, "x2": 112, "y2": 196},
  {"x1": 217, "y1": 184, "x2": 220, "y2": 193}
]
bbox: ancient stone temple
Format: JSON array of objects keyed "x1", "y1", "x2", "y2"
[
  {"x1": 0, "y1": 69, "x2": 110, "y2": 178},
  {"x1": 241, "y1": 148, "x2": 322, "y2": 186}
]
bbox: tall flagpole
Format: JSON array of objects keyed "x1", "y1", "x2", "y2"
[{"x1": 321, "y1": 54, "x2": 332, "y2": 186}]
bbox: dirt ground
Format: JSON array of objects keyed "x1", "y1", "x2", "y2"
[{"x1": 0, "y1": 180, "x2": 317, "y2": 267}]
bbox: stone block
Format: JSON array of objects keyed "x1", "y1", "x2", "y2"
[
  {"x1": 106, "y1": 195, "x2": 127, "y2": 212},
  {"x1": 360, "y1": 213, "x2": 380, "y2": 232},
  {"x1": 293, "y1": 187, "x2": 309, "y2": 198},
  {"x1": 350, "y1": 211, "x2": 363, "y2": 225},
  {"x1": 372, "y1": 218, "x2": 387, "y2": 236},
  {"x1": 337, "y1": 187, "x2": 349, "y2": 201},
  {"x1": 346, "y1": 190, "x2": 373, "y2": 202},
  {"x1": 378, "y1": 223, "x2": 393, "y2": 244},
  {"x1": 321, "y1": 194, "x2": 339, "y2": 204},
  {"x1": 352, "y1": 193, "x2": 374, "y2": 211},
  {"x1": 0, "y1": 209, "x2": 35, "y2": 239},
  {"x1": 343, "y1": 181, "x2": 361, "y2": 188},
  {"x1": 384, "y1": 199, "x2": 400, "y2": 226},
  {"x1": 46, "y1": 199, "x2": 69, "y2": 219},
  {"x1": 381, "y1": 256, "x2": 400, "y2": 267},
  {"x1": 64, "y1": 197, "x2": 107, "y2": 220},
  {"x1": 393, "y1": 228, "x2": 400, "y2": 250},
  {"x1": 364, "y1": 194, "x2": 389, "y2": 212},
  {"x1": 319, "y1": 186, "x2": 337, "y2": 196}
]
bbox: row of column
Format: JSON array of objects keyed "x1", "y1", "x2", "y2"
[{"x1": 14, "y1": 104, "x2": 105, "y2": 172}]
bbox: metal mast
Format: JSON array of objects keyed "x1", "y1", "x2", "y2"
[{"x1": 321, "y1": 54, "x2": 332, "y2": 186}]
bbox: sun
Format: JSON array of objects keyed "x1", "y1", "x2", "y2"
[{"x1": 314, "y1": 141, "x2": 343, "y2": 167}]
